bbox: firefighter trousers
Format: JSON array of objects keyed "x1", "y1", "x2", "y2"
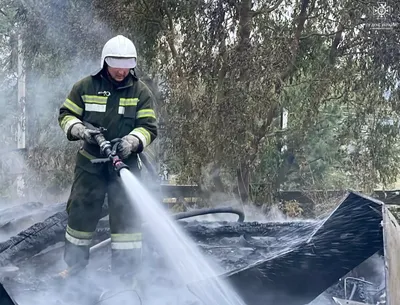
[{"x1": 64, "y1": 149, "x2": 142, "y2": 277}]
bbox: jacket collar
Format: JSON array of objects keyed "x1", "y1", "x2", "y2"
[{"x1": 91, "y1": 68, "x2": 138, "y2": 89}]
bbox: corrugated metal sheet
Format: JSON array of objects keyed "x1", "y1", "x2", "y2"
[
  {"x1": 332, "y1": 297, "x2": 373, "y2": 305},
  {"x1": 225, "y1": 191, "x2": 384, "y2": 305},
  {"x1": 382, "y1": 205, "x2": 400, "y2": 305},
  {"x1": 0, "y1": 282, "x2": 17, "y2": 305}
]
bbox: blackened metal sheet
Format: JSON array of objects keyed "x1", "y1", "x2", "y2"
[
  {"x1": 0, "y1": 282, "x2": 17, "y2": 305},
  {"x1": 382, "y1": 205, "x2": 400, "y2": 305},
  {"x1": 225, "y1": 191, "x2": 384, "y2": 305}
]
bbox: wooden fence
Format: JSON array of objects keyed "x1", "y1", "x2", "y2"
[{"x1": 157, "y1": 185, "x2": 400, "y2": 206}]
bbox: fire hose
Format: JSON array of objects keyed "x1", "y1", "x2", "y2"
[
  {"x1": 53, "y1": 122, "x2": 246, "y2": 280},
  {"x1": 0, "y1": 123, "x2": 245, "y2": 304},
  {"x1": 83, "y1": 122, "x2": 130, "y2": 175}
]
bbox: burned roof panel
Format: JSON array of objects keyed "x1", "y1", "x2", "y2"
[{"x1": 225, "y1": 192, "x2": 384, "y2": 305}]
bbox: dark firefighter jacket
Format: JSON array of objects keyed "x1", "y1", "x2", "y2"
[{"x1": 58, "y1": 68, "x2": 158, "y2": 173}]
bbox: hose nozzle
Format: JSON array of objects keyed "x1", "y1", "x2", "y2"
[{"x1": 113, "y1": 159, "x2": 129, "y2": 176}]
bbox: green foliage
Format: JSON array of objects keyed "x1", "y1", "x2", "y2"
[
  {"x1": 280, "y1": 200, "x2": 304, "y2": 218},
  {"x1": 0, "y1": 0, "x2": 400, "y2": 210},
  {"x1": 389, "y1": 206, "x2": 400, "y2": 223}
]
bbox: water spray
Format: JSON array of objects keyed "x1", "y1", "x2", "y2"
[
  {"x1": 54, "y1": 206, "x2": 245, "y2": 281},
  {"x1": 0, "y1": 123, "x2": 248, "y2": 304}
]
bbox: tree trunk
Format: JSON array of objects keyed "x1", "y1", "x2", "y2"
[
  {"x1": 211, "y1": 163, "x2": 226, "y2": 194},
  {"x1": 234, "y1": 0, "x2": 252, "y2": 204},
  {"x1": 237, "y1": 160, "x2": 250, "y2": 203}
]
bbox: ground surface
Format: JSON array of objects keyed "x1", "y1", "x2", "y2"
[
  {"x1": 2, "y1": 219, "x2": 322, "y2": 305},
  {"x1": 0, "y1": 193, "x2": 388, "y2": 305}
]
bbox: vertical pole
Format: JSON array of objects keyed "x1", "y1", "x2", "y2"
[
  {"x1": 275, "y1": 107, "x2": 289, "y2": 199},
  {"x1": 16, "y1": 33, "x2": 26, "y2": 198},
  {"x1": 280, "y1": 108, "x2": 288, "y2": 152}
]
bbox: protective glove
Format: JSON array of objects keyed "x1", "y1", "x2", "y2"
[
  {"x1": 118, "y1": 134, "x2": 140, "y2": 159},
  {"x1": 70, "y1": 123, "x2": 101, "y2": 145}
]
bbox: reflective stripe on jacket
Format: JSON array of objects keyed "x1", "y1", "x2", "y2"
[{"x1": 58, "y1": 68, "x2": 157, "y2": 158}]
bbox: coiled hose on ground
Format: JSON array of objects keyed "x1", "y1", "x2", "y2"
[
  {"x1": 92, "y1": 206, "x2": 245, "y2": 305},
  {"x1": 139, "y1": 154, "x2": 246, "y2": 222},
  {"x1": 174, "y1": 206, "x2": 245, "y2": 223},
  {"x1": 93, "y1": 206, "x2": 245, "y2": 254}
]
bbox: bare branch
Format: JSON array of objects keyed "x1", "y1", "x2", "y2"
[
  {"x1": 308, "y1": 0, "x2": 317, "y2": 16},
  {"x1": 252, "y1": 0, "x2": 285, "y2": 17},
  {"x1": 162, "y1": 2, "x2": 182, "y2": 78},
  {"x1": 321, "y1": 92, "x2": 347, "y2": 103},
  {"x1": 131, "y1": 11, "x2": 163, "y2": 28},
  {"x1": 227, "y1": 0, "x2": 240, "y2": 16},
  {"x1": 277, "y1": 0, "x2": 310, "y2": 92},
  {"x1": 300, "y1": 30, "x2": 342, "y2": 40},
  {"x1": 329, "y1": 21, "x2": 344, "y2": 64},
  {"x1": 138, "y1": 0, "x2": 152, "y2": 14},
  {"x1": 283, "y1": 78, "x2": 331, "y2": 88}
]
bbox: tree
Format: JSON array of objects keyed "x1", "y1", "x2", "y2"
[
  {"x1": 153, "y1": 0, "x2": 400, "y2": 203},
  {"x1": 1, "y1": 0, "x2": 399, "y2": 210}
]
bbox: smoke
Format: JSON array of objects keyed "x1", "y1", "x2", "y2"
[
  {"x1": 0, "y1": 4, "x2": 116, "y2": 302},
  {"x1": 3, "y1": 250, "x2": 116, "y2": 305},
  {"x1": 344, "y1": 253, "x2": 386, "y2": 290},
  {"x1": 0, "y1": 201, "x2": 65, "y2": 242},
  {"x1": 178, "y1": 183, "x2": 302, "y2": 223},
  {"x1": 0, "y1": 2, "x2": 155, "y2": 304},
  {"x1": 1, "y1": 188, "x2": 390, "y2": 305},
  {"x1": 0, "y1": 2, "x2": 391, "y2": 305},
  {"x1": 186, "y1": 200, "x2": 291, "y2": 223},
  {"x1": 0, "y1": 0, "x2": 116, "y2": 204}
]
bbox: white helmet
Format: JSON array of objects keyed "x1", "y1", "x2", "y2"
[{"x1": 101, "y1": 35, "x2": 137, "y2": 69}]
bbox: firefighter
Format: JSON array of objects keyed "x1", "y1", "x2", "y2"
[{"x1": 58, "y1": 35, "x2": 157, "y2": 284}]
